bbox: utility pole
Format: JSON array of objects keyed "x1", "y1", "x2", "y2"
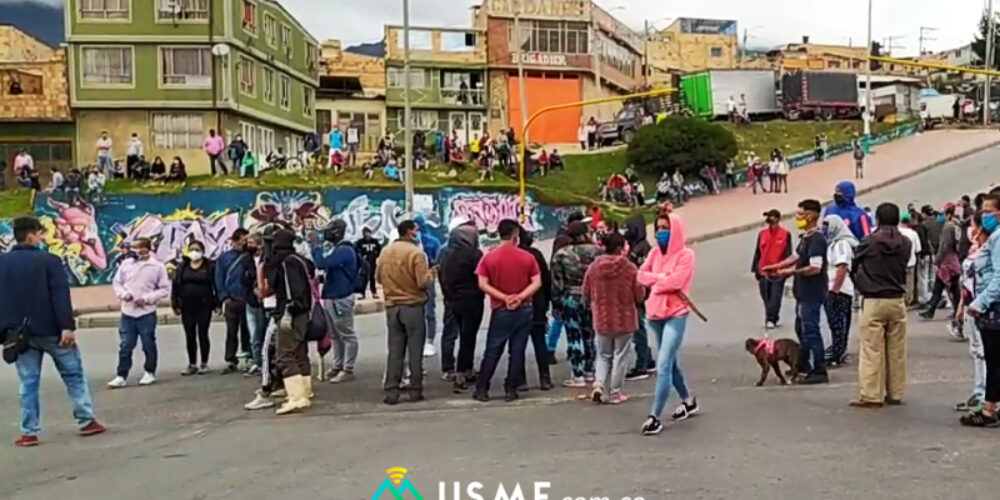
[
  {"x1": 864, "y1": 0, "x2": 873, "y2": 136},
  {"x1": 884, "y1": 35, "x2": 905, "y2": 56},
  {"x1": 742, "y1": 28, "x2": 748, "y2": 65},
  {"x1": 918, "y1": 26, "x2": 937, "y2": 55},
  {"x1": 402, "y1": 0, "x2": 414, "y2": 211},
  {"x1": 986, "y1": 0, "x2": 995, "y2": 126},
  {"x1": 514, "y1": 6, "x2": 529, "y2": 144},
  {"x1": 644, "y1": 19, "x2": 651, "y2": 85},
  {"x1": 593, "y1": 27, "x2": 602, "y2": 98}
]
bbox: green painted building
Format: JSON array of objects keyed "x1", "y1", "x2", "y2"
[{"x1": 66, "y1": 0, "x2": 319, "y2": 174}]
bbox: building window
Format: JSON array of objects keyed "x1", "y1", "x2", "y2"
[
  {"x1": 306, "y1": 43, "x2": 318, "y2": 70},
  {"x1": 509, "y1": 20, "x2": 588, "y2": 54},
  {"x1": 240, "y1": 122, "x2": 258, "y2": 152},
  {"x1": 259, "y1": 127, "x2": 275, "y2": 154},
  {"x1": 396, "y1": 29, "x2": 433, "y2": 50},
  {"x1": 598, "y1": 34, "x2": 637, "y2": 78},
  {"x1": 80, "y1": 0, "x2": 130, "y2": 20},
  {"x1": 441, "y1": 32, "x2": 476, "y2": 52},
  {"x1": 263, "y1": 14, "x2": 277, "y2": 47},
  {"x1": 241, "y1": 0, "x2": 256, "y2": 34},
  {"x1": 152, "y1": 113, "x2": 203, "y2": 149},
  {"x1": 278, "y1": 75, "x2": 291, "y2": 109},
  {"x1": 157, "y1": 0, "x2": 208, "y2": 21},
  {"x1": 81, "y1": 46, "x2": 133, "y2": 85},
  {"x1": 3, "y1": 71, "x2": 43, "y2": 95},
  {"x1": 239, "y1": 56, "x2": 256, "y2": 96},
  {"x1": 160, "y1": 47, "x2": 212, "y2": 86},
  {"x1": 396, "y1": 109, "x2": 438, "y2": 130},
  {"x1": 281, "y1": 25, "x2": 293, "y2": 59},
  {"x1": 316, "y1": 109, "x2": 332, "y2": 135},
  {"x1": 387, "y1": 67, "x2": 426, "y2": 89},
  {"x1": 262, "y1": 66, "x2": 275, "y2": 103},
  {"x1": 710, "y1": 47, "x2": 723, "y2": 58},
  {"x1": 303, "y1": 87, "x2": 314, "y2": 117}
]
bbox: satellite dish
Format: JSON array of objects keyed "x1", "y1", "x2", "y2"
[{"x1": 211, "y1": 44, "x2": 230, "y2": 57}]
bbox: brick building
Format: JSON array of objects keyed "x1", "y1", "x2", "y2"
[
  {"x1": 647, "y1": 18, "x2": 739, "y2": 73},
  {"x1": 316, "y1": 40, "x2": 386, "y2": 154}
]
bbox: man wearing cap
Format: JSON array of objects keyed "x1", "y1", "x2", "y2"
[
  {"x1": 751, "y1": 209, "x2": 792, "y2": 329},
  {"x1": 899, "y1": 212, "x2": 922, "y2": 306}
]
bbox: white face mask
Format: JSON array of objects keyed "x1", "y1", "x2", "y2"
[{"x1": 189, "y1": 250, "x2": 204, "y2": 262}]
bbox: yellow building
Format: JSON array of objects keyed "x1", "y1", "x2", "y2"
[
  {"x1": 763, "y1": 40, "x2": 868, "y2": 72},
  {"x1": 316, "y1": 40, "x2": 386, "y2": 154},
  {"x1": 647, "y1": 18, "x2": 739, "y2": 73}
]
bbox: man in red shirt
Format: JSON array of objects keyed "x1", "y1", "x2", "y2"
[
  {"x1": 751, "y1": 209, "x2": 792, "y2": 329},
  {"x1": 474, "y1": 219, "x2": 541, "y2": 402}
]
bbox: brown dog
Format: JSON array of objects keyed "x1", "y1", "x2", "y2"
[{"x1": 745, "y1": 337, "x2": 800, "y2": 386}]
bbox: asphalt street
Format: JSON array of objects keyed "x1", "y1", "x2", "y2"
[{"x1": 3, "y1": 145, "x2": 1000, "y2": 500}]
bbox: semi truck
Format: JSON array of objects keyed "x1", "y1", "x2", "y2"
[
  {"x1": 781, "y1": 71, "x2": 861, "y2": 121},
  {"x1": 680, "y1": 69, "x2": 780, "y2": 119}
]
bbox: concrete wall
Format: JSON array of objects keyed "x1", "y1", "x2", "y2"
[
  {"x1": 649, "y1": 29, "x2": 738, "y2": 72},
  {"x1": 74, "y1": 109, "x2": 217, "y2": 173},
  {"x1": 384, "y1": 26, "x2": 486, "y2": 65}
]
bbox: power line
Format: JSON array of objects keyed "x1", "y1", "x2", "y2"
[
  {"x1": 918, "y1": 26, "x2": 938, "y2": 55},
  {"x1": 882, "y1": 35, "x2": 906, "y2": 56}
]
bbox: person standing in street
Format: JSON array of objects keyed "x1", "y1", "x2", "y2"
[
  {"x1": 311, "y1": 220, "x2": 360, "y2": 384},
  {"x1": 752, "y1": 209, "x2": 792, "y2": 329},
  {"x1": 516, "y1": 225, "x2": 553, "y2": 392},
  {"x1": 624, "y1": 215, "x2": 655, "y2": 380},
  {"x1": 584, "y1": 232, "x2": 645, "y2": 404},
  {"x1": 962, "y1": 194, "x2": 1000, "y2": 426},
  {"x1": 2, "y1": 216, "x2": 106, "y2": 447},
  {"x1": 639, "y1": 213, "x2": 699, "y2": 435},
  {"x1": 377, "y1": 220, "x2": 433, "y2": 405},
  {"x1": 824, "y1": 181, "x2": 872, "y2": 241},
  {"x1": 356, "y1": 227, "x2": 382, "y2": 299},
  {"x1": 955, "y1": 212, "x2": 987, "y2": 413},
  {"x1": 918, "y1": 205, "x2": 942, "y2": 305},
  {"x1": 822, "y1": 215, "x2": 858, "y2": 367},
  {"x1": 108, "y1": 237, "x2": 171, "y2": 388},
  {"x1": 473, "y1": 220, "x2": 541, "y2": 402},
  {"x1": 762, "y1": 199, "x2": 829, "y2": 385},
  {"x1": 215, "y1": 229, "x2": 253, "y2": 373},
  {"x1": 126, "y1": 132, "x2": 143, "y2": 174},
  {"x1": 203, "y1": 129, "x2": 227, "y2": 176},
  {"x1": 551, "y1": 222, "x2": 600, "y2": 388},
  {"x1": 242, "y1": 234, "x2": 266, "y2": 375},
  {"x1": 851, "y1": 203, "x2": 912, "y2": 408},
  {"x1": 920, "y1": 203, "x2": 963, "y2": 325},
  {"x1": 547, "y1": 211, "x2": 585, "y2": 363},
  {"x1": 414, "y1": 216, "x2": 442, "y2": 358},
  {"x1": 852, "y1": 134, "x2": 865, "y2": 179},
  {"x1": 899, "y1": 212, "x2": 923, "y2": 307},
  {"x1": 171, "y1": 241, "x2": 216, "y2": 375},
  {"x1": 437, "y1": 218, "x2": 485, "y2": 392}
]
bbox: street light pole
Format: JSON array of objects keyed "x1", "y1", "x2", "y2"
[
  {"x1": 986, "y1": 0, "x2": 995, "y2": 126},
  {"x1": 514, "y1": 7, "x2": 529, "y2": 144},
  {"x1": 402, "y1": 0, "x2": 414, "y2": 212},
  {"x1": 644, "y1": 19, "x2": 650, "y2": 86},
  {"x1": 864, "y1": 0, "x2": 873, "y2": 137}
]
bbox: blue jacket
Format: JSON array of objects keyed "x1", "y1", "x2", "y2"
[
  {"x1": 329, "y1": 130, "x2": 343, "y2": 150},
  {"x1": 214, "y1": 249, "x2": 251, "y2": 301},
  {"x1": 312, "y1": 242, "x2": 358, "y2": 299},
  {"x1": 0, "y1": 245, "x2": 75, "y2": 338},
  {"x1": 824, "y1": 181, "x2": 872, "y2": 241},
  {"x1": 414, "y1": 215, "x2": 441, "y2": 265},
  {"x1": 972, "y1": 230, "x2": 1000, "y2": 313}
]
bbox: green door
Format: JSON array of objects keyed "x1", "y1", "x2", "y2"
[{"x1": 680, "y1": 73, "x2": 714, "y2": 118}]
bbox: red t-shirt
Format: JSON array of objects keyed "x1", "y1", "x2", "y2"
[{"x1": 475, "y1": 244, "x2": 540, "y2": 310}]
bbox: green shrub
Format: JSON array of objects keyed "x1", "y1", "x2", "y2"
[{"x1": 627, "y1": 117, "x2": 738, "y2": 177}]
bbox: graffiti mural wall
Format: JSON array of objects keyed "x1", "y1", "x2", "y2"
[{"x1": 1, "y1": 188, "x2": 568, "y2": 287}]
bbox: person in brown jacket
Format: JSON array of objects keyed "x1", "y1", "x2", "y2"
[
  {"x1": 583, "y1": 232, "x2": 645, "y2": 404},
  {"x1": 376, "y1": 219, "x2": 434, "y2": 405}
]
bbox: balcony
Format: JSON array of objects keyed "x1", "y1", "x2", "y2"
[
  {"x1": 441, "y1": 87, "x2": 485, "y2": 106},
  {"x1": 386, "y1": 87, "x2": 486, "y2": 109}
]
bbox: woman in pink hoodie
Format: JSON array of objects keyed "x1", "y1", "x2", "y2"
[{"x1": 638, "y1": 213, "x2": 699, "y2": 436}]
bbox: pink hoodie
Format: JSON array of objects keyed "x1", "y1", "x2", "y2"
[{"x1": 638, "y1": 213, "x2": 696, "y2": 320}]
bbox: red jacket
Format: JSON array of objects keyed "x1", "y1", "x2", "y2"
[
  {"x1": 752, "y1": 225, "x2": 792, "y2": 277},
  {"x1": 583, "y1": 254, "x2": 645, "y2": 336}
]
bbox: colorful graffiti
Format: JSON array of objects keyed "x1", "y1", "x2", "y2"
[
  {"x1": 247, "y1": 190, "x2": 332, "y2": 233},
  {"x1": 445, "y1": 192, "x2": 537, "y2": 235},
  {"x1": 110, "y1": 205, "x2": 241, "y2": 264}
]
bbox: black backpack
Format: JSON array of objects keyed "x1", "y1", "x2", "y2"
[{"x1": 336, "y1": 242, "x2": 369, "y2": 294}]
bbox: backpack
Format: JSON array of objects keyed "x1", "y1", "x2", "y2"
[
  {"x1": 337, "y1": 242, "x2": 369, "y2": 294},
  {"x1": 853, "y1": 147, "x2": 864, "y2": 160}
]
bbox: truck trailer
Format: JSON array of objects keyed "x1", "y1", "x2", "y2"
[
  {"x1": 782, "y1": 71, "x2": 861, "y2": 121},
  {"x1": 680, "y1": 70, "x2": 780, "y2": 119}
]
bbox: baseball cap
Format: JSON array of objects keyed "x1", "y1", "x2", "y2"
[{"x1": 762, "y1": 209, "x2": 781, "y2": 219}]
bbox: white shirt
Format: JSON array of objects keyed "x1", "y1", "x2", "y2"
[
  {"x1": 768, "y1": 160, "x2": 779, "y2": 174},
  {"x1": 827, "y1": 239, "x2": 855, "y2": 297},
  {"x1": 49, "y1": 171, "x2": 64, "y2": 191},
  {"x1": 96, "y1": 137, "x2": 113, "y2": 156},
  {"x1": 13, "y1": 153, "x2": 33, "y2": 171},
  {"x1": 776, "y1": 159, "x2": 790, "y2": 175},
  {"x1": 900, "y1": 226, "x2": 921, "y2": 267},
  {"x1": 727, "y1": 98, "x2": 736, "y2": 112},
  {"x1": 126, "y1": 138, "x2": 143, "y2": 157}
]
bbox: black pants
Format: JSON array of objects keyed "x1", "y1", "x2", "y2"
[
  {"x1": 366, "y1": 260, "x2": 378, "y2": 297},
  {"x1": 223, "y1": 299, "x2": 250, "y2": 366},
  {"x1": 758, "y1": 277, "x2": 785, "y2": 324},
  {"x1": 925, "y1": 275, "x2": 960, "y2": 318},
  {"x1": 982, "y1": 327, "x2": 1000, "y2": 402},
  {"x1": 515, "y1": 322, "x2": 551, "y2": 387},
  {"x1": 824, "y1": 292, "x2": 853, "y2": 362},
  {"x1": 449, "y1": 298, "x2": 485, "y2": 374},
  {"x1": 181, "y1": 303, "x2": 212, "y2": 365},
  {"x1": 475, "y1": 306, "x2": 531, "y2": 394},
  {"x1": 440, "y1": 304, "x2": 458, "y2": 373}
]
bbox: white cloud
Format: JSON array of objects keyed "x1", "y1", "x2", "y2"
[{"x1": 0, "y1": 0, "x2": 64, "y2": 5}]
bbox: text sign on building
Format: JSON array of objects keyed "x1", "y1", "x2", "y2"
[
  {"x1": 488, "y1": 0, "x2": 588, "y2": 20},
  {"x1": 512, "y1": 53, "x2": 568, "y2": 66}
]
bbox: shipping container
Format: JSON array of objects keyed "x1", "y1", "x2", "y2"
[
  {"x1": 782, "y1": 71, "x2": 861, "y2": 120},
  {"x1": 680, "y1": 70, "x2": 779, "y2": 119}
]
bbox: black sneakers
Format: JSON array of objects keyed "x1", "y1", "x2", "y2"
[
  {"x1": 641, "y1": 415, "x2": 664, "y2": 436},
  {"x1": 799, "y1": 372, "x2": 830, "y2": 385},
  {"x1": 670, "y1": 398, "x2": 700, "y2": 421},
  {"x1": 625, "y1": 368, "x2": 651, "y2": 381}
]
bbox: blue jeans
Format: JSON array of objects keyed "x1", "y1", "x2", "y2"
[
  {"x1": 16, "y1": 336, "x2": 97, "y2": 436},
  {"x1": 546, "y1": 316, "x2": 564, "y2": 352},
  {"x1": 633, "y1": 306, "x2": 655, "y2": 371},
  {"x1": 97, "y1": 154, "x2": 114, "y2": 177},
  {"x1": 117, "y1": 312, "x2": 158, "y2": 378},
  {"x1": 425, "y1": 281, "x2": 438, "y2": 343},
  {"x1": 246, "y1": 305, "x2": 266, "y2": 368},
  {"x1": 647, "y1": 315, "x2": 691, "y2": 418},
  {"x1": 795, "y1": 300, "x2": 826, "y2": 375},
  {"x1": 475, "y1": 306, "x2": 532, "y2": 394}
]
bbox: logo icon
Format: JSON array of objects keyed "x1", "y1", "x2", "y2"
[{"x1": 371, "y1": 467, "x2": 424, "y2": 500}]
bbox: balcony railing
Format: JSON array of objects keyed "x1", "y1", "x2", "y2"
[{"x1": 441, "y1": 88, "x2": 485, "y2": 106}]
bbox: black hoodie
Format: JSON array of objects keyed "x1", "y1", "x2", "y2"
[
  {"x1": 519, "y1": 228, "x2": 552, "y2": 325},
  {"x1": 853, "y1": 226, "x2": 912, "y2": 298},
  {"x1": 624, "y1": 215, "x2": 651, "y2": 268},
  {"x1": 265, "y1": 230, "x2": 315, "y2": 316},
  {"x1": 438, "y1": 225, "x2": 485, "y2": 303}
]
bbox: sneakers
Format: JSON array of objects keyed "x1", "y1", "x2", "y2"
[
  {"x1": 960, "y1": 410, "x2": 1000, "y2": 427},
  {"x1": 584, "y1": 372, "x2": 596, "y2": 383},
  {"x1": 329, "y1": 371, "x2": 356, "y2": 384},
  {"x1": 955, "y1": 396, "x2": 984, "y2": 412},
  {"x1": 220, "y1": 364, "x2": 239, "y2": 375},
  {"x1": 181, "y1": 365, "x2": 198, "y2": 376},
  {"x1": 244, "y1": 365, "x2": 261, "y2": 377},
  {"x1": 849, "y1": 399, "x2": 883, "y2": 408},
  {"x1": 325, "y1": 367, "x2": 341, "y2": 380},
  {"x1": 79, "y1": 420, "x2": 107, "y2": 437},
  {"x1": 106, "y1": 376, "x2": 127, "y2": 389},
  {"x1": 798, "y1": 372, "x2": 830, "y2": 385},
  {"x1": 764, "y1": 321, "x2": 777, "y2": 330},
  {"x1": 562, "y1": 377, "x2": 587, "y2": 388},
  {"x1": 423, "y1": 343, "x2": 437, "y2": 357},
  {"x1": 244, "y1": 391, "x2": 276, "y2": 410},
  {"x1": 641, "y1": 415, "x2": 664, "y2": 436},
  {"x1": 947, "y1": 321, "x2": 967, "y2": 341},
  {"x1": 197, "y1": 364, "x2": 210, "y2": 375},
  {"x1": 441, "y1": 372, "x2": 456, "y2": 382},
  {"x1": 138, "y1": 372, "x2": 156, "y2": 386},
  {"x1": 472, "y1": 391, "x2": 490, "y2": 402},
  {"x1": 548, "y1": 352, "x2": 559, "y2": 365},
  {"x1": 453, "y1": 377, "x2": 471, "y2": 394},
  {"x1": 539, "y1": 376, "x2": 554, "y2": 391},
  {"x1": 14, "y1": 435, "x2": 39, "y2": 447},
  {"x1": 671, "y1": 398, "x2": 700, "y2": 421},
  {"x1": 625, "y1": 369, "x2": 651, "y2": 381},
  {"x1": 591, "y1": 386, "x2": 606, "y2": 404},
  {"x1": 608, "y1": 392, "x2": 630, "y2": 405},
  {"x1": 383, "y1": 392, "x2": 400, "y2": 405}
]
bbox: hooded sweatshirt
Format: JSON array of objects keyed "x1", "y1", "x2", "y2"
[
  {"x1": 852, "y1": 225, "x2": 911, "y2": 298},
  {"x1": 583, "y1": 253, "x2": 644, "y2": 336},
  {"x1": 639, "y1": 213, "x2": 696, "y2": 320},
  {"x1": 824, "y1": 181, "x2": 872, "y2": 241},
  {"x1": 414, "y1": 215, "x2": 442, "y2": 266},
  {"x1": 518, "y1": 228, "x2": 552, "y2": 324},
  {"x1": 624, "y1": 214, "x2": 652, "y2": 268},
  {"x1": 438, "y1": 225, "x2": 484, "y2": 304}
]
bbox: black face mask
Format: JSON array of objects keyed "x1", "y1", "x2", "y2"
[
  {"x1": 833, "y1": 194, "x2": 846, "y2": 205},
  {"x1": 245, "y1": 245, "x2": 258, "y2": 255}
]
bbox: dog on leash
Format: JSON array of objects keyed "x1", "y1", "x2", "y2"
[{"x1": 745, "y1": 337, "x2": 800, "y2": 386}]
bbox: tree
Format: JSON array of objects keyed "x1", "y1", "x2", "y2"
[
  {"x1": 971, "y1": 9, "x2": 1000, "y2": 69},
  {"x1": 626, "y1": 117, "x2": 738, "y2": 178}
]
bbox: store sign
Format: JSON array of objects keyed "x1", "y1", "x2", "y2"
[
  {"x1": 511, "y1": 53, "x2": 568, "y2": 66},
  {"x1": 488, "y1": 0, "x2": 588, "y2": 20}
]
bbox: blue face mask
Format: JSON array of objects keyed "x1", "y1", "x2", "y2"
[
  {"x1": 984, "y1": 213, "x2": 999, "y2": 234},
  {"x1": 937, "y1": 215, "x2": 946, "y2": 224},
  {"x1": 655, "y1": 229, "x2": 671, "y2": 250},
  {"x1": 414, "y1": 233, "x2": 423, "y2": 244}
]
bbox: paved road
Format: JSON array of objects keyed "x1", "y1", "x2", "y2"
[{"x1": 4, "y1": 145, "x2": 1000, "y2": 500}]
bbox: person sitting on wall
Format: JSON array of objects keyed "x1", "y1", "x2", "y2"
[
  {"x1": 168, "y1": 156, "x2": 188, "y2": 182},
  {"x1": 549, "y1": 149, "x2": 565, "y2": 172},
  {"x1": 133, "y1": 155, "x2": 151, "y2": 181},
  {"x1": 266, "y1": 147, "x2": 288, "y2": 170},
  {"x1": 149, "y1": 156, "x2": 166, "y2": 180},
  {"x1": 88, "y1": 165, "x2": 106, "y2": 204},
  {"x1": 362, "y1": 161, "x2": 375, "y2": 180},
  {"x1": 449, "y1": 144, "x2": 466, "y2": 170},
  {"x1": 240, "y1": 150, "x2": 258, "y2": 178},
  {"x1": 384, "y1": 159, "x2": 403, "y2": 183},
  {"x1": 330, "y1": 149, "x2": 345, "y2": 174},
  {"x1": 64, "y1": 167, "x2": 85, "y2": 205},
  {"x1": 536, "y1": 149, "x2": 549, "y2": 177},
  {"x1": 16, "y1": 167, "x2": 32, "y2": 190},
  {"x1": 414, "y1": 148, "x2": 429, "y2": 171}
]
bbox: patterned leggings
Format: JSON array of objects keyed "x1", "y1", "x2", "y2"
[
  {"x1": 824, "y1": 292, "x2": 853, "y2": 362},
  {"x1": 561, "y1": 297, "x2": 595, "y2": 378}
]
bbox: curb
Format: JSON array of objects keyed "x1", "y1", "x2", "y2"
[
  {"x1": 686, "y1": 139, "x2": 1000, "y2": 245},
  {"x1": 75, "y1": 300, "x2": 386, "y2": 329}
]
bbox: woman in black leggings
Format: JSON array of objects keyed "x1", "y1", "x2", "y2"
[{"x1": 171, "y1": 241, "x2": 216, "y2": 375}]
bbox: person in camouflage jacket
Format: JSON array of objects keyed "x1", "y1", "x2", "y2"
[{"x1": 551, "y1": 222, "x2": 601, "y2": 386}]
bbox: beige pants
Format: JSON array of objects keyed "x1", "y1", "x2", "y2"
[
  {"x1": 904, "y1": 266, "x2": 916, "y2": 306},
  {"x1": 857, "y1": 297, "x2": 908, "y2": 403}
]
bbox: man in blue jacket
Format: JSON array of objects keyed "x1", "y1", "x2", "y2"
[
  {"x1": 415, "y1": 215, "x2": 442, "y2": 357},
  {"x1": 0, "y1": 216, "x2": 105, "y2": 447},
  {"x1": 215, "y1": 228, "x2": 252, "y2": 373},
  {"x1": 311, "y1": 220, "x2": 360, "y2": 383},
  {"x1": 824, "y1": 181, "x2": 873, "y2": 241}
]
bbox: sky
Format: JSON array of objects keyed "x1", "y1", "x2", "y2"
[{"x1": 1, "y1": 0, "x2": 990, "y2": 56}]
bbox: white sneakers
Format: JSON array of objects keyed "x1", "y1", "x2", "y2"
[
  {"x1": 423, "y1": 343, "x2": 437, "y2": 357},
  {"x1": 107, "y1": 372, "x2": 156, "y2": 388},
  {"x1": 244, "y1": 390, "x2": 276, "y2": 411}
]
